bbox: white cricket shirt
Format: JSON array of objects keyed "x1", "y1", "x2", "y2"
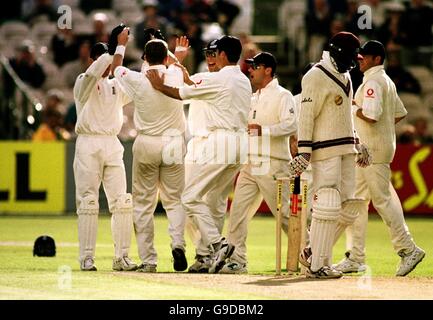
[
  {"x1": 354, "y1": 65, "x2": 407, "y2": 163},
  {"x1": 114, "y1": 64, "x2": 186, "y2": 136},
  {"x1": 74, "y1": 53, "x2": 131, "y2": 135},
  {"x1": 179, "y1": 65, "x2": 252, "y2": 132}
]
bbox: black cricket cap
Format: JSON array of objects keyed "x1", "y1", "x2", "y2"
[
  {"x1": 245, "y1": 52, "x2": 277, "y2": 73},
  {"x1": 202, "y1": 39, "x2": 218, "y2": 52},
  {"x1": 359, "y1": 40, "x2": 386, "y2": 61}
]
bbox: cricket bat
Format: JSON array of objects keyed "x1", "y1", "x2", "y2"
[
  {"x1": 275, "y1": 180, "x2": 282, "y2": 275},
  {"x1": 286, "y1": 175, "x2": 302, "y2": 273}
]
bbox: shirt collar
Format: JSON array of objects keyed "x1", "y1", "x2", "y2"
[
  {"x1": 220, "y1": 64, "x2": 240, "y2": 72},
  {"x1": 148, "y1": 64, "x2": 167, "y2": 72},
  {"x1": 321, "y1": 51, "x2": 342, "y2": 74},
  {"x1": 256, "y1": 78, "x2": 279, "y2": 95},
  {"x1": 363, "y1": 64, "x2": 384, "y2": 78}
]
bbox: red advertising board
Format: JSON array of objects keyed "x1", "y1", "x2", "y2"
[
  {"x1": 390, "y1": 144, "x2": 433, "y2": 215},
  {"x1": 231, "y1": 144, "x2": 433, "y2": 216}
]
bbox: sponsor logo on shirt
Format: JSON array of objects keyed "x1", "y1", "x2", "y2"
[
  {"x1": 365, "y1": 88, "x2": 375, "y2": 98},
  {"x1": 301, "y1": 97, "x2": 312, "y2": 103},
  {"x1": 335, "y1": 95, "x2": 343, "y2": 105}
]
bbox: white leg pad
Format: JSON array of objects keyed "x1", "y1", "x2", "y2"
[
  {"x1": 310, "y1": 188, "x2": 341, "y2": 272},
  {"x1": 111, "y1": 193, "x2": 133, "y2": 258},
  {"x1": 334, "y1": 199, "x2": 365, "y2": 244},
  {"x1": 77, "y1": 195, "x2": 99, "y2": 261}
]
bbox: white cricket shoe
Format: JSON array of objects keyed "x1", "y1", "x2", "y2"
[
  {"x1": 208, "y1": 238, "x2": 235, "y2": 274},
  {"x1": 188, "y1": 255, "x2": 212, "y2": 273},
  {"x1": 396, "y1": 246, "x2": 425, "y2": 276},
  {"x1": 333, "y1": 257, "x2": 367, "y2": 274},
  {"x1": 306, "y1": 265, "x2": 343, "y2": 279},
  {"x1": 219, "y1": 260, "x2": 247, "y2": 274},
  {"x1": 136, "y1": 263, "x2": 157, "y2": 273},
  {"x1": 80, "y1": 256, "x2": 97, "y2": 271},
  {"x1": 112, "y1": 256, "x2": 138, "y2": 271}
]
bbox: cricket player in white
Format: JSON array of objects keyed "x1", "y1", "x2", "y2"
[
  {"x1": 220, "y1": 52, "x2": 297, "y2": 274},
  {"x1": 182, "y1": 39, "x2": 233, "y2": 273},
  {"x1": 289, "y1": 32, "x2": 371, "y2": 279},
  {"x1": 333, "y1": 40, "x2": 425, "y2": 276},
  {"x1": 73, "y1": 42, "x2": 137, "y2": 271},
  {"x1": 147, "y1": 35, "x2": 252, "y2": 273},
  {"x1": 111, "y1": 30, "x2": 188, "y2": 273}
]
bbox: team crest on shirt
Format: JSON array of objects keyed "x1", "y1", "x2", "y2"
[
  {"x1": 365, "y1": 88, "x2": 375, "y2": 98},
  {"x1": 334, "y1": 95, "x2": 343, "y2": 105}
]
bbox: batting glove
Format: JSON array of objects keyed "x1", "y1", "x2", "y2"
[
  {"x1": 289, "y1": 153, "x2": 311, "y2": 177},
  {"x1": 355, "y1": 143, "x2": 372, "y2": 168}
]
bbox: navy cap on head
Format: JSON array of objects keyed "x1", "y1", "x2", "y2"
[
  {"x1": 359, "y1": 40, "x2": 386, "y2": 61},
  {"x1": 245, "y1": 52, "x2": 277, "y2": 73},
  {"x1": 202, "y1": 39, "x2": 218, "y2": 51},
  {"x1": 90, "y1": 42, "x2": 108, "y2": 60}
]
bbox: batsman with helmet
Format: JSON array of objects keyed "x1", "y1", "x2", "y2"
[{"x1": 289, "y1": 32, "x2": 372, "y2": 279}]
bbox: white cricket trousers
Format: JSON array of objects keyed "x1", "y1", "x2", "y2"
[
  {"x1": 132, "y1": 134, "x2": 186, "y2": 265},
  {"x1": 184, "y1": 136, "x2": 230, "y2": 257},
  {"x1": 227, "y1": 160, "x2": 290, "y2": 265},
  {"x1": 182, "y1": 130, "x2": 243, "y2": 248},
  {"x1": 345, "y1": 163, "x2": 416, "y2": 263},
  {"x1": 73, "y1": 135, "x2": 128, "y2": 260},
  {"x1": 310, "y1": 154, "x2": 356, "y2": 271}
]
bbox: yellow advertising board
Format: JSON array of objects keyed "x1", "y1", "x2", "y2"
[{"x1": 0, "y1": 142, "x2": 65, "y2": 214}]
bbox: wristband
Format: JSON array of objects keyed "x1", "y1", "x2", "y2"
[{"x1": 115, "y1": 45, "x2": 126, "y2": 57}]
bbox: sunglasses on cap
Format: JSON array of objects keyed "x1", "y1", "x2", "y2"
[
  {"x1": 205, "y1": 50, "x2": 217, "y2": 58},
  {"x1": 250, "y1": 63, "x2": 264, "y2": 70}
]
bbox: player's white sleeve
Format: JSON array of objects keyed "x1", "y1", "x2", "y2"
[
  {"x1": 394, "y1": 93, "x2": 408, "y2": 118},
  {"x1": 263, "y1": 92, "x2": 297, "y2": 137},
  {"x1": 298, "y1": 72, "x2": 323, "y2": 154},
  {"x1": 360, "y1": 79, "x2": 383, "y2": 121},
  {"x1": 179, "y1": 76, "x2": 220, "y2": 101},
  {"x1": 113, "y1": 66, "x2": 142, "y2": 100},
  {"x1": 73, "y1": 53, "x2": 113, "y2": 106}
]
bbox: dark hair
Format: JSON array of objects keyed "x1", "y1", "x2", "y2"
[
  {"x1": 144, "y1": 39, "x2": 168, "y2": 65},
  {"x1": 216, "y1": 36, "x2": 242, "y2": 63}
]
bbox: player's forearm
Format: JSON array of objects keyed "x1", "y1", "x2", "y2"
[
  {"x1": 86, "y1": 53, "x2": 112, "y2": 78},
  {"x1": 356, "y1": 108, "x2": 377, "y2": 123},
  {"x1": 395, "y1": 115, "x2": 406, "y2": 124},
  {"x1": 111, "y1": 53, "x2": 123, "y2": 74},
  {"x1": 157, "y1": 84, "x2": 182, "y2": 100}
]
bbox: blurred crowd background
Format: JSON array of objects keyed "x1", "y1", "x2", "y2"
[{"x1": 1, "y1": 0, "x2": 433, "y2": 145}]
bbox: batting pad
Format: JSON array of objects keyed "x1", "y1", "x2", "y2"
[
  {"x1": 310, "y1": 188, "x2": 341, "y2": 272},
  {"x1": 111, "y1": 193, "x2": 133, "y2": 258},
  {"x1": 334, "y1": 199, "x2": 366, "y2": 244},
  {"x1": 77, "y1": 195, "x2": 99, "y2": 261}
]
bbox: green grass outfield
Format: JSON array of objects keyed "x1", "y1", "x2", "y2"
[{"x1": 0, "y1": 214, "x2": 432, "y2": 300}]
